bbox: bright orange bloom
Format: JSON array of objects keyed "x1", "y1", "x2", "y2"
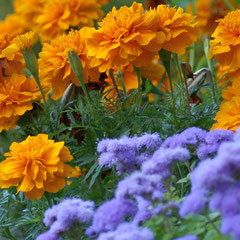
[
  {"x1": 153, "y1": 5, "x2": 198, "y2": 55},
  {"x1": 38, "y1": 28, "x2": 100, "y2": 100},
  {"x1": 36, "y1": 0, "x2": 103, "y2": 41},
  {"x1": 0, "y1": 14, "x2": 27, "y2": 40},
  {"x1": 0, "y1": 33, "x2": 25, "y2": 76},
  {"x1": 86, "y1": 2, "x2": 163, "y2": 72},
  {"x1": 0, "y1": 134, "x2": 78, "y2": 200},
  {"x1": 221, "y1": 77, "x2": 240, "y2": 101},
  {"x1": 187, "y1": 0, "x2": 238, "y2": 35},
  {"x1": 209, "y1": 10, "x2": 240, "y2": 69},
  {"x1": 211, "y1": 96, "x2": 240, "y2": 131},
  {"x1": 13, "y1": 0, "x2": 48, "y2": 30},
  {"x1": 0, "y1": 74, "x2": 42, "y2": 132},
  {"x1": 216, "y1": 64, "x2": 240, "y2": 87}
]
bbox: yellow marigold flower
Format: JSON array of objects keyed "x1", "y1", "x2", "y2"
[
  {"x1": 36, "y1": 0, "x2": 103, "y2": 41},
  {"x1": 0, "y1": 134, "x2": 76, "y2": 200},
  {"x1": 209, "y1": 9, "x2": 240, "y2": 69},
  {"x1": 97, "y1": 0, "x2": 110, "y2": 5},
  {"x1": 13, "y1": 0, "x2": 48, "y2": 30},
  {"x1": 0, "y1": 73, "x2": 42, "y2": 132},
  {"x1": 0, "y1": 14, "x2": 27, "y2": 40},
  {"x1": 211, "y1": 96, "x2": 240, "y2": 131},
  {"x1": 6, "y1": 31, "x2": 38, "y2": 52},
  {"x1": 38, "y1": 28, "x2": 100, "y2": 100},
  {"x1": 86, "y1": 2, "x2": 163, "y2": 72},
  {"x1": 67, "y1": 166, "x2": 87, "y2": 185},
  {"x1": 187, "y1": 0, "x2": 238, "y2": 35},
  {"x1": 221, "y1": 77, "x2": 240, "y2": 101},
  {"x1": 0, "y1": 33, "x2": 25, "y2": 76},
  {"x1": 153, "y1": 5, "x2": 198, "y2": 55},
  {"x1": 216, "y1": 64, "x2": 240, "y2": 87}
]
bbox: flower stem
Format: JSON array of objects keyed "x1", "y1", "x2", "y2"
[{"x1": 222, "y1": 0, "x2": 235, "y2": 11}]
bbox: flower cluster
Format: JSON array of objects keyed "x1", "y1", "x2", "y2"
[
  {"x1": 180, "y1": 129, "x2": 240, "y2": 239},
  {"x1": 38, "y1": 28, "x2": 100, "y2": 99},
  {"x1": 36, "y1": 198, "x2": 95, "y2": 240},
  {"x1": 209, "y1": 9, "x2": 240, "y2": 130},
  {"x1": 13, "y1": 0, "x2": 105, "y2": 41},
  {"x1": 0, "y1": 134, "x2": 81, "y2": 199},
  {"x1": 86, "y1": 2, "x2": 197, "y2": 73}
]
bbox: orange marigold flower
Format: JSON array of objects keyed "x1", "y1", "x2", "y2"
[
  {"x1": 0, "y1": 134, "x2": 77, "y2": 200},
  {"x1": 38, "y1": 28, "x2": 100, "y2": 100},
  {"x1": 211, "y1": 96, "x2": 240, "y2": 131},
  {"x1": 13, "y1": 0, "x2": 48, "y2": 30},
  {"x1": 216, "y1": 64, "x2": 240, "y2": 87},
  {"x1": 209, "y1": 9, "x2": 240, "y2": 69},
  {"x1": 221, "y1": 77, "x2": 240, "y2": 101},
  {"x1": 0, "y1": 14, "x2": 28, "y2": 40},
  {"x1": 153, "y1": 5, "x2": 198, "y2": 55},
  {"x1": 36, "y1": 0, "x2": 103, "y2": 41},
  {"x1": 0, "y1": 33, "x2": 25, "y2": 76},
  {"x1": 0, "y1": 73, "x2": 43, "y2": 132},
  {"x1": 187, "y1": 0, "x2": 238, "y2": 35},
  {"x1": 86, "y1": 2, "x2": 163, "y2": 72}
]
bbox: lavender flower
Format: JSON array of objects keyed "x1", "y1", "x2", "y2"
[
  {"x1": 97, "y1": 133, "x2": 162, "y2": 174},
  {"x1": 173, "y1": 235, "x2": 198, "y2": 240},
  {"x1": 161, "y1": 127, "x2": 207, "y2": 149},
  {"x1": 86, "y1": 198, "x2": 137, "y2": 238},
  {"x1": 115, "y1": 171, "x2": 163, "y2": 200},
  {"x1": 141, "y1": 147, "x2": 190, "y2": 178},
  {"x1": 36, "y1": 231, "x2": 61, "y2": 240},
  {"x1": 37, "y1": 198, "x2": 94, "y2": 239},
  {"x1": 197, "y1": 129, "x2": 233, "y2": 160},
  {"x1": 96, "y1": 223, "x2": 154, "y2": 240}
]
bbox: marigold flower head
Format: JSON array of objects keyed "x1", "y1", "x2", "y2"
[
  {"x1": 216, "y1": 64, "x2": 240, "y2": 87},
  {"x1": 209, "y1": 9, "x2": 240, "y2": 69},
  {"x1": 0, "y1": 33, "x2": 25, "y2": 76},
  {"x1": 222, "y1": 77, "x2": 240, "y2": 101},
  {"x1": 0, "y1": 73, "x2": 43, "y2": 132},
  {"x1": 13, "y1": 0, "x2": 48, "y2": 30},
  {"x1": 38, "y1": 28, "x2": 100, "y2": 100},
  {"x1": 0, "y1": 14, "x2": 27, "y2": 40},
  {"x1": 0, "y1": 134, "x2": 77, "y2": 200},
  {"x1": 153, "y1": 5, "x2": 198, "y2": 55},
  {"x1": 211, "y1": 96, "x2": 240, "y2": 131},
  {"x1": 86, "y1": 2, "x2": 162, "y2": 72},
  {"x1": 36, "y1": 0, "x2": 103, "y2": 41},
  {"x1": 187, "y1": 0, "x2": 238, "y2": 35}
]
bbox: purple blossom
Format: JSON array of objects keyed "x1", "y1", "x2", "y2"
[
  {"x1": 141, "y1": 147, "x2": 190, "y2": 178},
  {"x1": 115, "y1": 171, "x2": 163, "y2": 200},
  {"x1": 161, "y1": 127, "x2": 207, "y2": 149},
  {"x1": 86, "y1": 198, "x2": 137, "y2": 238},
  {"x1": 37, "y1": 198, "x2": 94, "y2": 239},
  {"x1": 96, "y1": 223, "x2": 154, "y2": 240},
  {"x1": 197, "y1": 129, "x2": 234, "y2": 160},
  {"x1": 173, "y1": 235, "x2": 198, "y2": 240},
  {"x1": 221, "y1": 214, "x2": 240, "y2": 240},
  {"x1": 36, "y1": 231, "x2": 61, "y2": 240}
]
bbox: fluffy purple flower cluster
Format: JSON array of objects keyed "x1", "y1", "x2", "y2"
[
  {"x1": 36, "y1": 198, "x2": 95, "y2": 240},
  {"x1": 97, "y1": 133, "x2": 162, "y2": 174},
  {"x1": 180, "y1": 130, "x2": 240, "y2": 239},
  {"x1": 37, "y1": 128, "x2": 236, "y2": 240}
]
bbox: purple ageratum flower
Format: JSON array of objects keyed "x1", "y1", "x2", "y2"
[
  {"x1": 96, "y1": 223, "x2": 154, "y2": 240},
  {"x1": 161, "y1": 127, "x2": 207, "y2": 149},
  {"x1": 97, "y1": 133, "x2": 162, "y2": 174},
  {"x1": 197, "y1": 129, "x2": 234, "y2": 160},
  {"x1": 115, "y1": 171, "x2": 164, "y2": 200},
  {"x1": 39, "y1": 198, "x2": 94, "y2": 238},
  {"x1": 141, "y1": 147, "x2": 190, "y2": 178},
  {"x1": 221, "y1": 214, "x2": 240, "y2": 240},
  {"x1": 86, "y1": 198, "x2": 137, "y2": 238},
  {"x1": 179, "y1": 189, "x2": 208, "y2": 216},
  {"x1": 173, "y1": 234, "x2": 198, "y2": 240},
  {"x1": 36, "y1": 231, "x2": 61, "y2": 240}
]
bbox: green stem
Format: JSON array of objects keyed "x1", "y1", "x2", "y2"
[
  {"x1": 109, "y1": 69, "x2": 120, "y2": 94},
  {"x1": 205, "y1": 214, "x2": 221, "y2": 235},
  {"x1": 222, "y1": 0, "x2": 235, "y2": 11}
]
